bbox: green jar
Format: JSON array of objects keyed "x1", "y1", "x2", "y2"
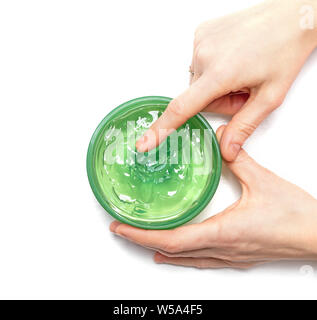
[{"x1": 87, "y1": 96, "x2": 221, "y2": 229}]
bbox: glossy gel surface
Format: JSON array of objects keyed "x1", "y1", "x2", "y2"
[{"x1": 87, "y1": 97, "x2": 221, "y2": 229}]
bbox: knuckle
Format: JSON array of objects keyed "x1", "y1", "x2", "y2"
[
  {"x1": 167, "y1": 98, "x2": 187, "y2": 119},
  {"x1": 194, "y1": 22, "x2": 207, "y2": 38},
  {"x1": 194, "y1": 32, "x2": 202, "y2": 47},
  {"x1": 208, "y1": 64, "x2": 233, "y2": 91},
  {"x1": 234, "y1": 118, "x2": 257, "y2": 139},
  {"x1": 262, "y1": 90, "x2": 285, "y2": 110},
  {"x1": 157, "y1": 251, "x2": 174, "y2": 258},
  {"x1": 194, "y1": 27, "x2": 201, "y2": 39},
  {"x1": 194, "y1": 23, "x2": 208, "y2": 47},
  {"x1": 194, "y1": 45, "x2": 209, "y2": 63},
  {"x1": 162, "y1": 240, "x2": 181, "y2": 254}
]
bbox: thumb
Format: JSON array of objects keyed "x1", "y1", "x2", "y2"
[
  {"x1": 217, "y1": 125, "x2": 266, "y2": 188},
  {"x1": 136, "y1": 73, "x2": 228, "y2": 152},
  {"x1": 220, "y1": 90, "x2": 282, "y2": 162}
]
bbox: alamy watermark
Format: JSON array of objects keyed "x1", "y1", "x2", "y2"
[
  {"x1": 103, "y1": 122, "x2": 213, "y2": 172},
  {"x1": 299, "y1": 5, "x2": 315, "y2": 30},
  {"x1": 299, "y1": 265, "x2": 315, "y2": 277}
]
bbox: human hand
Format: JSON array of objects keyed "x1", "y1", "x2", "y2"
[
  {"x1": 136, "y1": 0, "x2": 317, "y2": 161},
  {"x1": 110, "y1": 126, "x2": 317, "y2": 269}
]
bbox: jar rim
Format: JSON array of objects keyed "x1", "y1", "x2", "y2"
[{"x1": 86, "y1": 96, "x2": 222, "y2": 229}]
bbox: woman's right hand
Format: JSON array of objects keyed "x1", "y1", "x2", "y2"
[{"x1": 136, "y1": 0, "x2": 317, "y2": 161}]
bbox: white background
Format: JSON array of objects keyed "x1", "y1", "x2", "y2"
[{"x1": 0, "y1": 0, "x2": 317, "y2": 300}]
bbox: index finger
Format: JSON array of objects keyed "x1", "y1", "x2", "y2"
[{"x1": 136, "y1": 73, "x2": 229, "y2": 152}]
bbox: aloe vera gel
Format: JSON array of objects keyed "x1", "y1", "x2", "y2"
[{"x1": 87, "y1": 97, "x2": 221, "y2": 229}]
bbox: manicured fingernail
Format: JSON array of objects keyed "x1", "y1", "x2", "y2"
[{"x1": 229, "y1": 143, "x2": 241, "y2": 160}]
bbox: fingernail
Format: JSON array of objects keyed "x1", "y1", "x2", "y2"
[
  {"x1": 109, "y1": 221, "x2": 121, "y2": 233},
  {"x1": 229, "y1": 143, "x2": 241, "y2": 160},
  {"x1": 136, "y1": 135, "x2": 148, "y2": 152},
  {"x1": 136, "y1": 130, "x2": 157, "y2": 152},
  {"x1": 154, "y1": 252, "x2": 165, "y2": 264}
]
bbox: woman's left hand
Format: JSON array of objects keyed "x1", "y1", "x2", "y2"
[{"x1": 110, "y1": 126, "x2": 317, "y2": 269}]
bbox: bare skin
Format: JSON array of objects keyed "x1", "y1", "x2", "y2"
[
  {"x1": 136, "y1": 0, "x2": 317, "y2": 162},
  {"x1": 109, "y1": 0, "x2": 317, "y2": 269},
  {"x1": 110, "y1": 126, "x2": 317, "y2": 269}
]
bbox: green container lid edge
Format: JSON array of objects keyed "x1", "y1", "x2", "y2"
[{"x1": 86, "y1": 96, "x2": 222, "y2": 230}]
